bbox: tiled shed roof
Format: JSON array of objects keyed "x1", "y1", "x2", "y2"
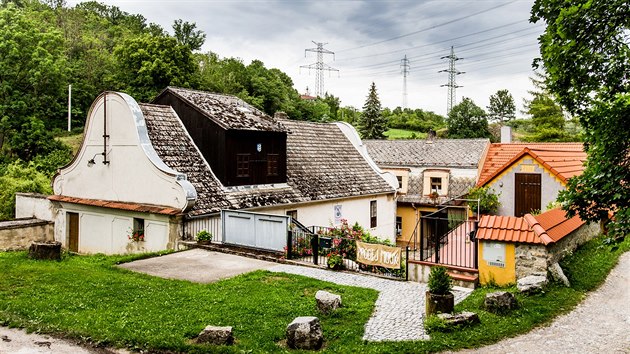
[
  {"x1": 140, "y1": 103, "x2": 394, "y2": 216},
  {"x1": 477, "y1": 143, "x2": 586, "y2": 186},
  {"x1": 476, "y1": 208, "x2": 585, "y2": 245},
  {"x1": 158, "y1": 87, "x2": 287, "y2": 132},
  {"x1": 364, "y1": 139, "x2": 489, "y2": 168},
  {"x1": 48, "y1": 194, "x2": 181, "y2": 215}
]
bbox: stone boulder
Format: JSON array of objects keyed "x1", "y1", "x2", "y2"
[
  {"x1": 437, "y1": 311, "x2": 480, "y2": 327},
  {"x1": 549, "y1": 262, "x2": 571, "y2": 287},
  {"x1": 517, "y1": 275, "x2": 548, "y2": 294},
  {"x1": 195, "y1": 325, "x2": 233, "y2": 345},
  {"x1": 286, "y1": 316, "x2": 323, "y2": 350},
  {"x1": 483, "y1": 291, "x2": 518, "y2": 313},
  {"x1": 315, "y1": 290, "x2": 341, "y2": 314},
  {"x1": 28, "y1": 241, "x2": 61, "y2": 261}
]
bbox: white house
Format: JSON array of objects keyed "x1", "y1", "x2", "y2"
[{"x1": 42, "y1": 89, "x2": 397, "y2": 254}]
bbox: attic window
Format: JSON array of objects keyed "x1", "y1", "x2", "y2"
[
  {"x1": 430, "y1": 177, "x2": 443, "y2": 193},
  {"x1": 267, "y1": 154, "x2": 279, "y2": 176},
  {"x1": 236, "y1": 154, "x2": 250, "y2": 177},
  {"x1": 397, "y1": 176, "x2": 403, "y2": 189}
]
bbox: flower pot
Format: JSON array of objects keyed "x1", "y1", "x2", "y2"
[{"x1": 426, "y1": 291, "x2": 454, "y2": 316}]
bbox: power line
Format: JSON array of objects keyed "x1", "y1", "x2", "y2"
[
  {"x1": 440, "y1": 46, "x2": 464, "y2": 114},
  {"x1": 337, "y1": 1, "x2": 517, "y2": 53},
  {"x1": 401, "y1": 55, "x2": 410, "y2": 108},
  {"x1": 299, "y1": 41, "x2": 339, "y2": 97}
]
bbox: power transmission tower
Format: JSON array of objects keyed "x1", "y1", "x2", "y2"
[
  {"x1": 300, "y1": 41, "x2": 339, "y2": 97},
  {"x1": 439, "y1": 46, "x2": 464, "y2": 114},
  {"x1": 400, "y1": 55, "x2": 410, "y2": 109}
]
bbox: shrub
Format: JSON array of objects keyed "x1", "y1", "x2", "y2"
[
  {"x1": 327, "y1": 253, "x2": 344, "y2": 270},
  {"x1": 196, "y1": 230, "x2": 212, "y2": 242},
  {"x1": 0, "y1": 161, "x2": 52, "y2": 221},
  {"x1": 428, "y1": 266, "x2": 452, "y2": 295},
  {"x1": 424, "y1": 314, "x2": 450, "y2": 333},
  {"x1": 468, "y1": 186, "x2": 501, "y2": 215}
]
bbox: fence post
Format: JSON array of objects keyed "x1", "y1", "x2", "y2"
[
  {"x1": 286, "y1": 230, "x2": 293, "y2": 260},
  {"x1": 311, "y1": 233, "x2": 319, "y2": 266},
  {"x1": 434, "y1": 218, "x2": 440, "y2": 264},
  {"x1": 473, "y1": 221, "x2": 479, "y2": 269},
  {"x1": 420, "y1": 218, "x2": 424, "y2": 261},
  {"x1": 405, "y1": 246, "x2": 410, "y2": 281}
]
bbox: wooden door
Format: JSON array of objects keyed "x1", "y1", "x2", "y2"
[
  {"x1": 515, "y1": 173, "x2": 541, "y2": 217},
  {"x1": 68, "y1": 212, "x2": 79, "y2": 252}
]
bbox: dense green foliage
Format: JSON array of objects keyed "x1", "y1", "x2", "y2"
[
  {"x1": 2, "y1": 235, "x2": 626, "y2": 352},
  {"x1": 532, "y1": 0, "x2": 630, "y2": 235},
  {"x1": 487, "y1": 89, "x2": 516, "y2": 123},
  {"x1": 358, "y1": 82, "x2": 387, "y2": 139},
  {"x1": 0, "y1": 162, "x2": 53, "y2": 220},
  {"x1": 427, "y1": 266, "x2": 452, "y2": 295},
  {"x1": 468, "y1": 186, "x2": 501, "y2": 215},
  {"x1": 446, "y1": 98, "x2": 491, "y2": 139},
  {"x1": 384, "y1": 107, "x2": 446, "y2": 133}
]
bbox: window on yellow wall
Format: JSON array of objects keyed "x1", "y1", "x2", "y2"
[{"x1": 396, "y1": 216, "x2": 402, "y2": 236}]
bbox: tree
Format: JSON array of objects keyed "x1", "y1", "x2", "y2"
[
  {"x1": 487, "y1": 89, "x2": 516, "y2": 123},
  {"x1": 358, "y1": 82, "x2": 387, "y2": 139},
  {"x1": 532, "y1": 0, "x2": 630, "y2": 235},
  {"x1": 172, "y1": 19, "x2": 205, "y2": 51},
  {"x1": 114, "y1": 34, "x2": 197, "y2": 101},
  {"x1": 446, "y1": 98, "x2": 491, "y2": 139}
]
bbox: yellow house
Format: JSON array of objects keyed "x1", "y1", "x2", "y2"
[
  {"x1": 476, "y1": 208, "x2": 596, "y2": 285},
  {"x1": 364, "y1": 139, "x2": 490, "y2": 247}
]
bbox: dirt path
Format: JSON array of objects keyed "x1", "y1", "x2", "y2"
[
  {"x1": 451, "y1": 252, "x2": 630, "y2": 354},
  {"x1": 0, "y1": 326, "x2": 128, "y2": 354}
]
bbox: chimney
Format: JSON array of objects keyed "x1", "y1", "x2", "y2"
[
  {"x1": 274, "y1": 111, "x2": 289, "y2": 120},
  {"x1": 426, "y1": 129, "x2": 436, "y2": 143},
  {"x1": 501, "y1": 126, "x2": 512, "y2": 143}
]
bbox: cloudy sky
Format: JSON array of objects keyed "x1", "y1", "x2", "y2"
[{"x1": 68, "y1": 0, "x2": 544, "y2": 116}]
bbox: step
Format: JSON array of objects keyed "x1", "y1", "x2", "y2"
[{"x1": 448, "y1": 271, "x2": 478, "y2": 289}]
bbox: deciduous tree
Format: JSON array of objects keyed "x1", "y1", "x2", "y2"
[
  {"x1": 172, "y1": 19, "x2": 205, "y2": 51},
  {"x1": 446, "y1": 98, "x2": 491, "y2": 139},
  {"x1": 532, "y1": 0, "x2": 630, "y2": 235},
  {"x1": 487, "y1": 89, "x2": 516, "y2": 123}
]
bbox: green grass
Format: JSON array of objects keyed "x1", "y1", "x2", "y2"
[
  {"x1": 56, "y1": 133, "x2": 84, "y2": 155},
  {"x1": 0, "y1": 234, "x2": 627, "y2": 353},
  {"x1": 384, "y1": 128, "x2": 426, "y2": 140}
]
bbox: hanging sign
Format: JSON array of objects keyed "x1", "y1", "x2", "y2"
[{"x1": 356, "y1": 241, "x2": 401, "y2": 269}]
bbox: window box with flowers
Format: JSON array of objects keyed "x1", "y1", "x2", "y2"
[{"x1": 128, "y1": 228, "x2": 145, "y2": 242}]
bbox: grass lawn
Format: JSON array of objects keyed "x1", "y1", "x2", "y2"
[
  {"x1": 384, "y1": 128, "x2": 426, "y2": 140},
  {"x1": 0, "y1": 235, "x2": 628, "y2": 353}
]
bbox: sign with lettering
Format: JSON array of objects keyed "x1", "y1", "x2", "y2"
[{"x1": 356, "y1": 241, "x2": 401, "y2": 269}]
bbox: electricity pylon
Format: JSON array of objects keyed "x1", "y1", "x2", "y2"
[
  {"x1": 439, "y1": 46, "x2": 464, "y2": 114},
  {"x1": 300, "y1": 41, "x2": 339, "y2": 97}
]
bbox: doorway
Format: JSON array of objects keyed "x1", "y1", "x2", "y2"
[{"x1": 68, "y1": 212, "x2": 79, "y2": 252}]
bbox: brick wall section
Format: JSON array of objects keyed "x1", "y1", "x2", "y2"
[
  {"x1": 0, "y1": 218, "x2": 54, "y2": 251},
  {"x1": 515, "y1": 222, "x2": 599, "y2": 279}
]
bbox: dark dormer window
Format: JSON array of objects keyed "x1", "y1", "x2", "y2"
[
  {"x1": 267, "y1": 154, "x2": 279, "y2": 176},
  {"x1": 236, "y1": 154, "x2": 250, "y2": 177}
]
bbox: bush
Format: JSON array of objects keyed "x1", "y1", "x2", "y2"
[
  {"x1": 0, "y1": 161, "x2": 52, "y2": 221},
  {"x1": 196, "y1": 230, "x2": 212, "y2": 242},
  {"x1": 428, "y1": 266, "x2": 452, "y2": 295},
  {"x1": 468, "y1": 186, "x2": 501, "y2": 215}
]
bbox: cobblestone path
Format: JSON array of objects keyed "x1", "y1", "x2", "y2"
[{"x1": 270, "y1": 264, "x2": 472, "y2": 341}]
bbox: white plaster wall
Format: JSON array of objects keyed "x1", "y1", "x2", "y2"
[
  {"x1": 256, "y1": 193, "x2": 397, "y2": 243},
  {"x1": 487, "y1": 157, "x2": 565, "y2": 216},
  {"x1": 53, "y1": 202, "x2": 171, "y2": 254},
  {"x1": 15, "y1": 193, "x2": 54, "y2": 221},
  {"x1": 53, "y1": 92, "x2": 194, "y2": 211}
]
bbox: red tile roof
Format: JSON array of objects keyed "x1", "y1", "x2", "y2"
[
  {"x1": 48, "y1": 195, "x2": 181, "y2": 215},
  {"x1": 476, "y1": 208, "x2": 585, "y2": 245},
  {"x1": 477, "y1": 143, "x2": 586, "y2": 186}
]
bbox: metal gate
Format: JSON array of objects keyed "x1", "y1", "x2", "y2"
[{"x1": 221, "y1": 210, "x2": 289, "y2": 252}]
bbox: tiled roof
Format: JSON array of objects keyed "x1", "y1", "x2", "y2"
[
  {"x1": 400, "y1": 176, "x2": 476, "y2": 204},
  {"x1": 364, "y1": 139, "x2": 489, "y2": 168},
  {"x1": 477, "y1": 143, "x2": 586, "y2": 186},
  {"x1": 158, "y1": 87, "x2": 287, "y2": 132},
  {"x1": 476, "y1": 208, "x2": 585, "y2": 245},
  {"x1": 48, "y1": 195, "x2": 181, "y2": 215},
  {"x1": 281, "y1": 119, "x2": 394, "y2": 200},
  {"x1": 140, "y1": 104, "x2": 394, "y2": 216}
]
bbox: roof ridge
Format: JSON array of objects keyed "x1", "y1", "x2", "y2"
[{"x1": 524, "y1": 213, "x2": 554, "y2": 245}]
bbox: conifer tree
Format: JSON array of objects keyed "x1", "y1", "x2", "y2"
[{"x1": 359, "y1": 82, "x2": 387, "y2": 139}]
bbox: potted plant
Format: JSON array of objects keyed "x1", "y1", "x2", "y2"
[
  {"x1": 429, "y1": 191, "x2": 440, "y2": 204},
  {"x1": 327, "y1": 252, "x2": 344, "y2": 270},
  {"x1": 196, "y1": 230, "x2": 213, "y2": 245},
  {"x1": 426, "y1": 266, "x2": 454, "y2": 316}
]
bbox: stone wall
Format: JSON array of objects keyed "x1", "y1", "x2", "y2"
[
  {"x1": 515, "y1": 243, "x2": 548, "y2": 279},
  {"x1": 547, "y1": 222, "x2": 600, "y2": 264},
  {"x1": 515, "y1": 222, "x2": 600, "y2": 279},
  {"x1": 0, "y1": 218, "x2": 54, "y2": 251}
]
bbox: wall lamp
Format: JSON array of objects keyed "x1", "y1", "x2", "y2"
[{"x1": 87, "y1": 152, "x2": 109, "y2": 167}]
